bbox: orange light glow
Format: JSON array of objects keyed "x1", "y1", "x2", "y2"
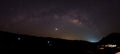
[{"x1": 115, "y1": 52, "x2": 120, "y2": 54}]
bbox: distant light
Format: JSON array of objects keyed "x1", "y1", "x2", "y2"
[
  {"x1": 115, "y1": 52, "x2": 120, "y2": 54},
  {"x1": 117, "y1": 47, "x2": 120, "y2": 49},
  {"x1": 88, "y1": 40, "x2": 98, "y2": 43},
  {"x1": 99, "y1": 47, "x2": 104, "y2": 50},
  {"x1": 18, "y1": 37, "x2": 21, "y2": 40},
  {"x1": 48, "y1": 41, "x2": 52, "y2": 46},
  {"x1": 89, "y1": 41, "x2": 97, "y2": 43},
  {"x1": 48, "y1": 41, "x2": 50, "y2": 44},
  {"x1": 105, "y1": 44, "x2": 117, "y2": 48}
]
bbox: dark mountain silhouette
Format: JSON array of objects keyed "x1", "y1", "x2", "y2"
[
  {"x1": 99, "y1": 33, "x2": 120, "y2": 44},
  {"x1": 0, "y1": 31, "x2": 95, "y2": 54},
  {"x1": 96, "y1": 33, "x2": 120, "y2": 54},
  {"x1": 2, "y1": 31, "x2": 120, "y2": 54}
]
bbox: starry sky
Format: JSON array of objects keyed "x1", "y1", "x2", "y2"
[{"x1": 0, "y1": 0, "x2": 120, "y2": 42}]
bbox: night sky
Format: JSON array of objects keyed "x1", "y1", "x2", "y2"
[{"x1": 0, "y1": 0, "x2": 120, "y2": 42}]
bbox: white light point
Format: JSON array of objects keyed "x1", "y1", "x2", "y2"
[
  {"x1": 55, "y1": 28, "x2": 59, "y2": 31},
  {"x1": 48, "y1": 41, "x2": 50, "y2": 44},
  {"x1": 18, "y1": 37, "x2": 21, "y2": 40}
]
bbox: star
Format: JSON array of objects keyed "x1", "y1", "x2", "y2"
[{"x1": 54, "y1": 27, "x2": 59, "y2": 31}]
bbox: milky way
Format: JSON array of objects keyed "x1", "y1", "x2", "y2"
[{"x1": 0, "y1": 0, "x2": 120, "y2": 42}]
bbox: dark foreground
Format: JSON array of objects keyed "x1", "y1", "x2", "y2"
[{"x1": 0, "y1": 31, "x2": 120, "y2": 54}]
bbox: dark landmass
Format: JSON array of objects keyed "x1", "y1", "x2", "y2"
[{"x1": 0, "y1": 31, "x2": 120, "y2": 54}]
